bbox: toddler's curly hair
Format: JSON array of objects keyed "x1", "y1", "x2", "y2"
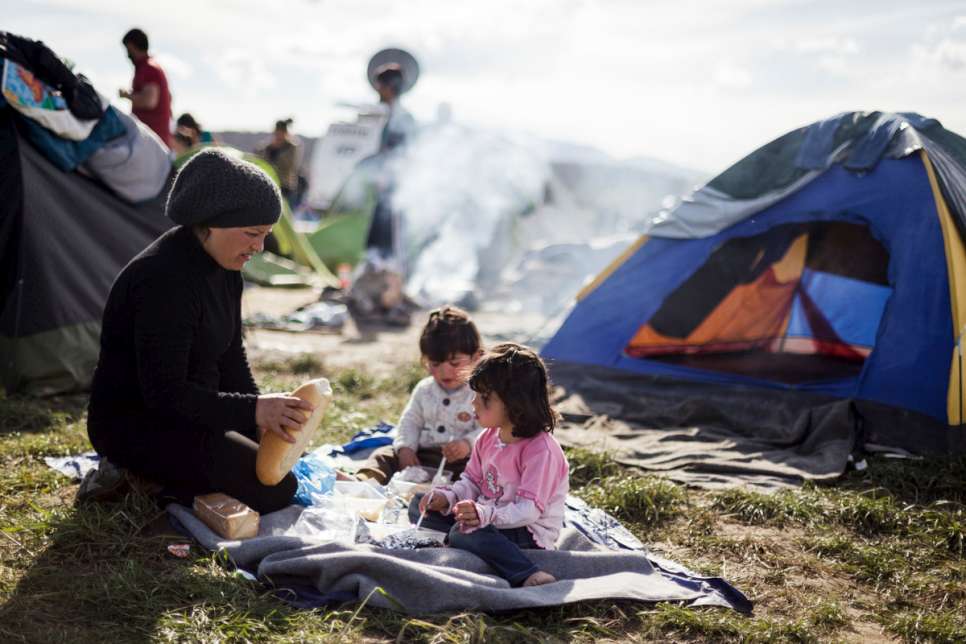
[{"x1": 419, "y1": 305, "x2": 481, "y2": 363}]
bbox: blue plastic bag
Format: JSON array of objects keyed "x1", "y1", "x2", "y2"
[
  {"x1": 340, "y1": 421, "x2": 395, "y2": 454},
  {"x1": 292, "y1": 453, "x2": 337, "y2": 506}
]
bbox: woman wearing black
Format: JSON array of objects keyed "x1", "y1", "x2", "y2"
[{"x1": 87, "y1": 148, "x2": 311, "y2": 513}]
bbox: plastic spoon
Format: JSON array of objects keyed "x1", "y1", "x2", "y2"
[{"x1": 414, "y1": 457, "x2": 447, "y2": 530}]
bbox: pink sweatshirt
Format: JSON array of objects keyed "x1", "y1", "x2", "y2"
[{"x1": 436, "y1": 427, "x2": 569, "y2": 549}]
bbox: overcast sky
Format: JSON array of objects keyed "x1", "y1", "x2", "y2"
[{"x1": 7, "y1": 0, "x2": 966, "y2": 173}]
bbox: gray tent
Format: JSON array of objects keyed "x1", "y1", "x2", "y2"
[{"x1": 0, "y1": 108, "x2": 172, "y2": 394}]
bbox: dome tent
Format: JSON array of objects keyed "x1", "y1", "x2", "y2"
[{"x1": 544, "y1": 112, "x2": 966, "y2": 457}]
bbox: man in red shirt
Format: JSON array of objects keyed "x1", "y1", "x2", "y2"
[{"x1": 119, "y1": 28, "x2": 172, "y2": 147}]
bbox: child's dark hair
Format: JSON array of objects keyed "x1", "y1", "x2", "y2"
[
  {"x1": 469, "y1": 343, "x2": 557, "y2": 438},
  {"x1": 177, "y1": 112, "x2": 201, "y2": 132},
  {"x1": 419, "y1": 305, "x2": 481, "y2": 363}
]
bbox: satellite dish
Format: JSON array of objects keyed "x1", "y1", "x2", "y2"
[{"x1": 367, "y1": 48, "x2": 420, "y2": 95}]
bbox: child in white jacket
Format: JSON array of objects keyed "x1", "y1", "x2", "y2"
[{"x1": 356, "y1": 306, "x2": 482, "y2": 484}]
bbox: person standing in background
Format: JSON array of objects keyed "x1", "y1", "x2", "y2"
[
  {"x1": 119, "y1": 28, "x2": 172, "y2": 147},
  {"x1": 256, "y1": 118, "x2": 300, "y2": 204},
  {"x1": 362, "y1": 49, "x2": 419, "y2": 261},
  {"x1": 372, "y1": 63, "x2": 416, "y2": 152},
  {"x1": 343, "y1": 49, "x2": 421, "y2": 326}
]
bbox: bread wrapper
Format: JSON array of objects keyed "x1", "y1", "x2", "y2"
[{"x1": 193, "y1": 493, "x2": 259, "y2": 540}]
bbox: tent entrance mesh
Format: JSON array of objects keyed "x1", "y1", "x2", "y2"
[{"x1": 626, "y1": 221, "x2": 891, "y2": 384}]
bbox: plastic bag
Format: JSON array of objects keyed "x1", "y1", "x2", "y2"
[
  {"x1": 292, "y1": 453, "x2": 337, "y2": 506},
  {"x1": 287, "y1": 505, "x2": 371, "y2": 543}
]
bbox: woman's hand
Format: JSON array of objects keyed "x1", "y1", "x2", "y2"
[
  {"x1": 255, "y1": 394, "x2": 315, "y2": 444},
  {"x1": 453, "y1": 500, "x2": 480, "y2": 527},
  {"x1": 397, "y1": 446, "x2": 421, "y2": 469},
  {"x1": 441, "y1": 439, "x2": 471, "y2": 462},
  {"x1": 418, "y1": 490, "x2": 448, "y2": 514}
]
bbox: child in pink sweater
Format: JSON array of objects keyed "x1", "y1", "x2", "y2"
[{"x1": 411, "y1": 343, "x2": 568, "y2": 587}]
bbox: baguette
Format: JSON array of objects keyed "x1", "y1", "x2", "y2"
[{"x1": 255, "y1": 377, "x2": 333, "y2": 485}]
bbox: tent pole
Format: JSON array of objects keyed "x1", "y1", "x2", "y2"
[{"x1": 959, "y1": 327, "x2": 964, "y2": 425}]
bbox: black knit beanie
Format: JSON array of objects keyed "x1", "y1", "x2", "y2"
[{"x1": 165, "y1": 148, "x2": 282, "y2": 228}]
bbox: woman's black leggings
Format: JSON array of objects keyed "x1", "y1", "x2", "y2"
[
  {"x1": 93, "y1": 423, "x2": 297, "y2": 515},
  {"x1": 198, "y1": 430, "x2": 298, "y2": 514}
]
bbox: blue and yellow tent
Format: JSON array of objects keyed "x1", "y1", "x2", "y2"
[{"x1": 543, "y1": 112, "x2": 966, "y2": 455}]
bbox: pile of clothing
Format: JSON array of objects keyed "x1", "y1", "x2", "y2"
[{"x1": 0, "y1": 31, "x2": 170, "y2": 202}]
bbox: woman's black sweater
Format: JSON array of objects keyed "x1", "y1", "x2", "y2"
[{"x1": 88, "y1": 225, "x2": 259, "y2": 456}]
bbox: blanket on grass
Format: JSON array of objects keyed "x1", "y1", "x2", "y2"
[
  {"x1": 49, "y1": 431, "x2": 751, "y2": 615},
  {"x1": 167, "y1": 502, "x2": 751, "y2": 615}
]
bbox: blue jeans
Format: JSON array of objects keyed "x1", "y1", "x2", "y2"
[{"x1": 409, "y1": 494, "x2": 540, "y2": 586}]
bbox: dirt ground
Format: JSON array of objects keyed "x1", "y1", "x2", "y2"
[{"x1": 242, "y1": 285, "x2": 550, "y2": 377}]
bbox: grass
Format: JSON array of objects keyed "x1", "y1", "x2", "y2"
[
  {"x1": 1, "y1": 354, "x2": 966, "y2": 642},
  {"x1": 632, "y1": 601, "x2": 849, "y2": 643},
  {"x1": 886, "y1": 610, "x2": 966, "y2": 644},
  {"x1": 566, "y1": 446, "x2": 622, "y2": 486},
  {"x1": 711, "y1": 487, "x2": 822, "y2": 526},
  {"x1": 578, "y1": 473, "x2": 686, "y2": 529},
  {"x1": 804, "y1": 534, "x2": 910, "y2": 585}
]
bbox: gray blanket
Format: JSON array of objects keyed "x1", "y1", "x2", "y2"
[
  {"x1": 550, "y1": 362, "x2": 856, "y2": 490},
  {"x1": 168, "y1": 504, "x2": 746, "y2": 615}
]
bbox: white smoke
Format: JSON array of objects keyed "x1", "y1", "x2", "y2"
[
  {"x1": 381, "y1": 120, "x2": 703, "y2": 317},
  {"x1": 389, "y1": 122, "x2": 551, "y2": 306}
]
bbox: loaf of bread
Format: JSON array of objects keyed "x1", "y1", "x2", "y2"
[
  {"x1": 255, "y1": 377, "x2": 333, "y2": 485},
  {"x1": 193, "y1": 493, "x2": 260, "y2": 540}
]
